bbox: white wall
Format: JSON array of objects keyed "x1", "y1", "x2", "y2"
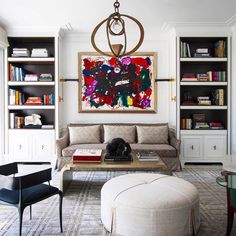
[
  {"x1": 59, "y1": 33, "x2": 173, "y2": 128},
  {"x1": 0, "y1": 49, "x2": 4, "y2": 156}
]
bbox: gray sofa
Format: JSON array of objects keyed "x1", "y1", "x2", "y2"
[{"x1": 56, "y1": 123, "x2": 181, "y2": 171}]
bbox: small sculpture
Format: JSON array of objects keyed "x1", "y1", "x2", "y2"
[
  {"x1": 24, "y1": 114, "x2": 42, "y2": 126},
  {"x1": 106, "y1": 138, "x2": 131, "y2": 157}
]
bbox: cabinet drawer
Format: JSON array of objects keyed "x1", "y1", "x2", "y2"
[
  {"x1": 182, "y1": 136, "x2": 202, "y2": 159},
  {"x1": 204, "y1": 135, "x2": 226, "y2": 159},
  {"x1": 33, "y1": 134, "x2": 54, "y2": 159}
]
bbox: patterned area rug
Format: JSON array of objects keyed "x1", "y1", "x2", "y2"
[{"x1": 0, "y1": 166, "x2": 236, "y2": 236}]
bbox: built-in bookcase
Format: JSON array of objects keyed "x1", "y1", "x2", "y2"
[
  {"x1": 5, "y1": 36, "x2": 59, "y2": 161},
  {"x1": 177, "y1": 36, "x2": 230, "y2": 164}
]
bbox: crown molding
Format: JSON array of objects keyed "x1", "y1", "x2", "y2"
[
  {"x1": 7, "y1": 26, "x2": 61, "y2": 37},
  {"x1": 226, "y1": 14, "x2": 236, "y2": 26}
]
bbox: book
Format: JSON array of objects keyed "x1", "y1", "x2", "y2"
[
  {"x1": 196, "y1": 48, "x2": 208, "y2": 53},
  {"x1": 9, "y1": 113, "x2": 15, "y2": 129},
  {"x1": 73, "y1": 149, "x2": 102, "y2": 162},
  {"x1": 24, "y1": 74, "x2": 38, "y2": 82},
  {"x1": 137, "y1": 151, "x2": 160, "y2": 161},
  {"x1": 25, "y1": 97, "x2": 43, "y2": 105}
]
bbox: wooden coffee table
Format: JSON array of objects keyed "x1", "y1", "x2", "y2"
[{"x1": 60, "y1": 151, "x2": 170, "y2": 193}]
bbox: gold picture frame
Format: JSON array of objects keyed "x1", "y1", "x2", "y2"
[{"x1": 78, "y1": 52, "x2": 157, "y2": 113}]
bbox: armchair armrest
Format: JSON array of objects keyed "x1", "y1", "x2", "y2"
[{"x1": 168, "y1": 128, "x2": 181, "y2": 155}]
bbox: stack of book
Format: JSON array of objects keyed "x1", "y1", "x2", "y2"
[
  {"x1": 181, "y1": 73, "x2": 197, "y2": 82},
  {"x1": 180, "y1": 42, "x2": 191, "y2": 57},
  {"x1": 25, "y1": 97, "x2": 43, "y2": 105},
  {"x1": 214, "y1": 40, "x2": 226, "y2": 57},
  {"x1": 41, "y1": 125, "x2": 54, "y2": 129},
  {"x1": 24, "y1": 74, "x2": 38, "y2": 82},
  {"x1": 194, "y1": 122, "x2": 209, "y2": 129},
  {"x1": 9, "y1": 89, "x2": 25, "y2": 105},
  {"x1": 9, "y1": 64, "x2": 25, "y2": 81},
  {"x1": 212, "y1": 89, "x2": 224, "y2": 105},
  {"x1": 209, "y1": 122, "x2": 224, "y2": 130},
  {"x1": 181, "y1": 118, "x2": 192, "y2": 129},
  {"x1": 137, "y1": 151, "x2": 160, "y2": 161},
  {"x1": 197, "y1": 96, "x2": 211, "y2": 105},
  {"x1": 196, "y1": 73, "x2": 209, "y2": 81},
  {"x1": 11, "y1": 48, "x2": 30, "y2": 57},
  {"x1": 31, "y1": 48, "x2": 48, "y2": 57},
  {"x1": 42, "y1": 94, "x2": 55, "y2": 105},
  {"x1": 73, "y1": 149, "x2": 102, "y2": 163},
  {"x1": 39, "y1": 73, "x2": 53, "y2": 82},
  {"x1": 194, "y1": 48, "x2": 210, "y2": 57}
]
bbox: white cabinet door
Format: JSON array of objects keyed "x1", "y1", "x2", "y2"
[
  {"x1": 32, "y1": 134, "x2": 54, "y2": 160},
  {"x1": 9, "y1": 133, "x2": 31, "y2": 161},
  {"x1": 204, "y1": 135, "x2": 227, "y2": 159},
  {"x1": 182, "y1": 136, "x2": 202, "y2": 159}
]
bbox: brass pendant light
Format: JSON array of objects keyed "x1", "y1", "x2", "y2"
[{"x1": 91, "y1": 0, "x2": 144, "y2": 58}]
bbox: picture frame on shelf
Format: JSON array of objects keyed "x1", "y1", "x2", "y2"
[{"x1": 78, "y1": 52, "x2": 157, "y2": 113}]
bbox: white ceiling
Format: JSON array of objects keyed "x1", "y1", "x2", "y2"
[{"x1": 0, "y1": 0, "x2": 236, "y2": 34}]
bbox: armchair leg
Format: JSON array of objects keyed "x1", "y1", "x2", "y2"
[
  {"x1": 59, "y1": 192, "x2": 63, "y2": 233},
  {"x1": 30, "y1": 205, "x2": 32, "y2": 220},
  {"x1": 226, "y1": 209, "x2": 234, "y2": 236},
  {"x1": 18, "y1": 207, "x2": 24, "y2": 236}
]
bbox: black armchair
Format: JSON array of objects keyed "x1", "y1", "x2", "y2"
[{"x1": 0, "y1": 162, "x2": 63, "y2": 236}]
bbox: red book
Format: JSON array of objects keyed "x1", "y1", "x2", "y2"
[{"x1": 73, "y1": 149, "x2": 102, "y2": 163}]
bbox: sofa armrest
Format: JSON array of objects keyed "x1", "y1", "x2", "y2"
[
  {"x1": 168, "y1": 128, "x2": 181, "y2": 155},
  {"x1": 55, "y1": 129, "x2": 69, "y2": 169}
]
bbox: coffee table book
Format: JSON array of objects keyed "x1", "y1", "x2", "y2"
[
  {"x1": 137, "y1": 151, "x2": 160, "y2": 161},
  {"x1": 73, "y1": 149, "x2": 102, "y2": 163}
]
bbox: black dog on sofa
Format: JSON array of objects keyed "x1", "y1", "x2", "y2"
[{"x1": 106, "y1": 138, "x2": 132, "y2": 159}]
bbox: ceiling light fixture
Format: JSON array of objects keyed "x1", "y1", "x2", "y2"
[{"x1": 91, "y1": 0, "x2": 144, "y2": 58}]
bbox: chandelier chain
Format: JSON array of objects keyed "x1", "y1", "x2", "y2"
[{"x1": 114, "y1": 0, "x2": 120, "y2": 14}]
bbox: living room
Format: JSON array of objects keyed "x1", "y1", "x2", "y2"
[{"x1": 0, "y1": 0, "x2": 236, "y2": 235}]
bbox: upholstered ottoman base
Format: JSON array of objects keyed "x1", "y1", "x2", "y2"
[{"x1": 101, "y1": 173, "x2": 200, "y2": 236}]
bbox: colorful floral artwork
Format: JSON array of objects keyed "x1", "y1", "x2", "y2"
[{"x1": 78, "y1": 52, "x2": 157, "y2": 112}]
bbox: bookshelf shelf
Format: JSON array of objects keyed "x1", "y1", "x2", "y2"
[
  {"x1": 180, "y1": 82, "x2": 227, "y2": 86},
  {"x1": 8, "y1": 81, "x2": 55, "y2": 86},
  {"x1": 177, "y1": 36, "x2": 230, "y2": 165},
  {"x1": 8, "y1": 105, "x2": 55, "y2": 110},
  {"x1": 8, "y1": 57, "x2": 55, "y2": 62},
  {"x1": 180, "y1": 106, "x2": 228, "y2": 110},
  {"x1": 180, "y1": 58, "x2": 227, "y2": 62},
  {"x1": 5, "y1": 36, "x2": 59, "y2": 162}
]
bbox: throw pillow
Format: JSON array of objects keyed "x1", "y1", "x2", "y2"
[
  {"x1": 103, "y1": 125, "x2": 136, "y2": 144},
  {"x1": 69, "y1": 125, "x2": 101, "y2": 145},
  {"x1": 136, "y1": 126, "x2": 169, "y2": 144}
]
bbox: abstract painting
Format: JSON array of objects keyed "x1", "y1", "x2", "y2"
[{"x1": 78, "y1": 52, "x2": 157, "y2": 112}]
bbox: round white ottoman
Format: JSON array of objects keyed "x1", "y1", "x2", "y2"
[{"x1": 101, "y1": 173, "x2": 200, "y2": 236}]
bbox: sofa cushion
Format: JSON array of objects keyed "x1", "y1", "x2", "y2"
[
  {"x1": 62, "y1": 144, "x2": 107, "y2": 157},
  {"x1": 103, "y1": 125, "x2": 136, "y2": 144},
  {"x1": 69, "y1": 125, "x2": 101, "y2": 145},
  {"x1": 136, "y1": 126, "x2": 168, "y2": 144}
]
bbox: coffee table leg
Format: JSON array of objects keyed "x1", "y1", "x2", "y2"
[{"x1": 60, "y1": 167, "x2": 73, "y2": 193}]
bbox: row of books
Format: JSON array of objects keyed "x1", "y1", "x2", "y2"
[
  {"x1": 181, "y1": 118, "x2": 192, "y2": 129},
  {"x1": 9, "y1": 90, "x2": 55, "y2": 105},
  {"x1": 42, "y1": 94, "x2": 55, "y2": 105},
  {"x1": 11, "y1": 48, "x2": 49, "y2": 57},
  {"x1": 181, "y1": 120, "x2": 224, "y2": 130},
  {"x1": 181, "y1": 71, "x2": 226, "y2": 82},
  {"x1": 9, "y1": 64, "x2": 53, "y2": 82},
  {"x1": 9, "y1": 113, "x2": 54, "y2": 129},
  {"x1": 212, "y1": 89, "x2": 224, "y2": 106},
  {"x1": 180, "y1": 40, "x2": 226, "y2": 58},
  {"x1": 9, "y1": 89, "x2": 25, "y2": 105}
]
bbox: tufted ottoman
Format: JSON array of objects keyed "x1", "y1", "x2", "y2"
[{"x1": 101, "y1": 173, "x2": 200, "y2": 236}]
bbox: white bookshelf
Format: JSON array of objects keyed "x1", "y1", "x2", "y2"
[
  {"x1": 177, "y1": 36, "x2": 230, "y2": 165},
  {"x1": 5, "y1": 36, "x2": 59, "y2": 162}
]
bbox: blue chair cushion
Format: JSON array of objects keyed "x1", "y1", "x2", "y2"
[{"x1": 0, "y1": 184, "x2": 59, "y2": 204}]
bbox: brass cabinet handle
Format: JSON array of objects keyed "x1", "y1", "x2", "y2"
[
  {"x1": 191, "y1": 145, "x2": 194, "y2": 150},
  {"x1": 213, "y1": 145, "x2": 216, "y2": 150},
  {"x1": 19, "y1": 145, "x2": 22, "y2": 150},
  {"x1": 42, "y1": 145, "x2": 44, "y2": 150}
]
